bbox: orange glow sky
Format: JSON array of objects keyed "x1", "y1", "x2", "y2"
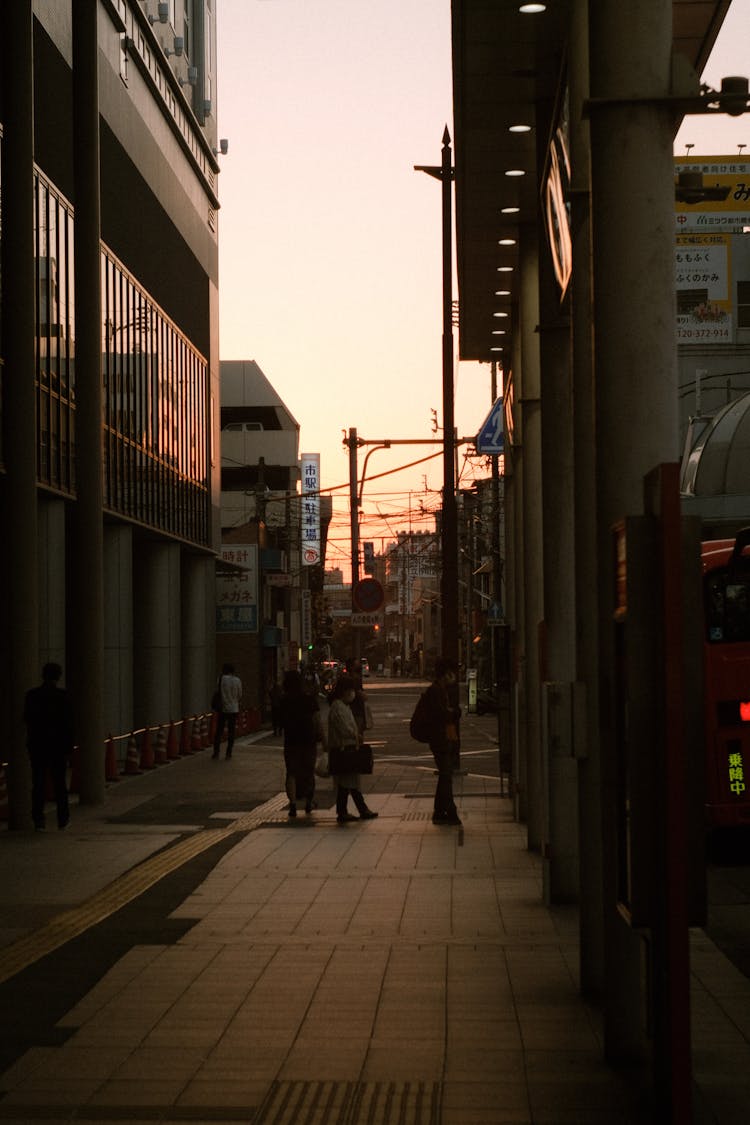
[{"x1": 217, "y1": 0, "x2": 750, "y2": 575}]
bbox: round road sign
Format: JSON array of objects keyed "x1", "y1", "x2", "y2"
[{"x1": 353, "y1": 577, "x2": 384, "y2": 612}]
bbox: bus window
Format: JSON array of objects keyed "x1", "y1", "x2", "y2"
[{"x1": 705, "y1": 574, "x2": 750, "y2": 643}]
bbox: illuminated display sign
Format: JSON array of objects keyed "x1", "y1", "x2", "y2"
[
  {"x1": 716, "y1": 700, "x2": 750, "y2": 725},
  {"x1": 729, "y1": 748, "x2": 746, "y2": 797}
]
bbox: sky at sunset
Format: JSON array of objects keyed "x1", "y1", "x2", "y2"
[{"x1": 216, "y1": 0, "x2": 750, "y2": 575}]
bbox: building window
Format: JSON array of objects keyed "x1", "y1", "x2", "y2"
[{"x1": 101, "y1": 248, "x2": 209, "y2": 543}]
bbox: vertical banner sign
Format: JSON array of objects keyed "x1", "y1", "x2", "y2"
[
  {"x1": 301, "y1": 589, "x2": 312, "y2": 649},
  {"x1": 300, "y1": 453, "x2": 321, "y2": 566}
]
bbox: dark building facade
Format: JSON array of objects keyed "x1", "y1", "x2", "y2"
[{"x1": 1, "y1": 1, "x2": 221, "y2": 825}]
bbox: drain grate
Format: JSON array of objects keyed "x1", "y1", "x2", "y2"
[{"x1": 252, "y1": 1081, "x2": 441, "y2": 1125}]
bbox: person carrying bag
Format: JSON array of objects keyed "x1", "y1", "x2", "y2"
[{"x1": 327, "y1": 675, "x2": 377, "y2": 823}]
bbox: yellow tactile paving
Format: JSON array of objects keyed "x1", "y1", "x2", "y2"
[{"x1": 0, "y1": 792, "x2": 289, "y2": 986}]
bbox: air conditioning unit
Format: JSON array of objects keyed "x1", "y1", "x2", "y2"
[
  {"x1": 203, "y1": 98, "x2": 212, "y2": 116},
  {"x1": 158, "y1": 2, "x2": 169, "y2": 23}
]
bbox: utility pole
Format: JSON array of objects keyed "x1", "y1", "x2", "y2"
[
  {"x1": 415, "y1": 127, "x2": 458, "y2": 668},
  {"x1": 348, "y1": 427, "x2": 361, "y2": 665}
]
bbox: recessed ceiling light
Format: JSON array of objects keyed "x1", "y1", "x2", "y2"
[
  {"x1": 501, "y1": 206, "x2": 520, "y2": 214},
  {"x1": 497, "y1": 266, "x2": 514, "y2": 272},
  {"x1": 519, "y1": 3, "x2": 546, "y2": 12},
  {"x1": 505, "y1": 169, "x2": 526, "y2": 177},
  {"x1": 495, "y1": 289, "x2": 511, "y2": 296},
  {"x1": 509, "y1": 124, "x2": 532, "y2": 133},
  {"x1": 490, "y1": 347, "x2": 504, "y2": 352},
  {"x1": 493, "y1": 312, "x2": 509, "y2": 318},
  {"x1": 498, "y1": 238, "x2": 516, "y2": 246},
  {"x1": 492, "y1": 331, "x2": 506, "y2": 336}
]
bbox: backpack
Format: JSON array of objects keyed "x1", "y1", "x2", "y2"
[{"x1": 409, "y1": 690, "x2": 433, "y2": 743}]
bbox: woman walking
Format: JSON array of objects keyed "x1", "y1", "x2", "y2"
[
  {"x1": 328, "y1": 675, "x2": 378, "y2": 823},
  {"x1": 279, "y1": 670, "x2": 324, "y2": 817}
]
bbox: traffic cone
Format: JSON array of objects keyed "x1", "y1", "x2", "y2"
[
  {"x1": 0, "y1": 765, "x2": 8, "y2": 821},
  {"x1": 105, "y1": 734, "x2": 120, "y2": 782},
  {"x1": 191, "y1": 717, "x2": 203, "y2": 753},
  {"x1": 180, "y1": 717, "x2": 192, "y2": 756},
  {"x1": 154, "y1": 725, "x2": 169, "y2": 765},
  {"x1": 122, "y1": 733, "x2": 142, "y2": 775},
  {"x1": 200, "y1": 713, "x2": 210, "y2": 748},
  {"x1": 139, "y1": 727, "x2": 155, "y2": 770},
  {"x1": 167, "y1": 721, "x2": 179, "y2": 761}
]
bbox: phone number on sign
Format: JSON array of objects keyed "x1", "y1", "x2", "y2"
[{"x1": 677, "y1": 328, "x2": 731, "y2": 340}]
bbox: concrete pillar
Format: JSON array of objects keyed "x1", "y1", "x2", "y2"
[
  {"x1": 69, "y1": 0, "x2": 105, "y2": 805},
  {"x1": 104, "y1": 525, "x2": 134, "y2": 737},
  {"x1": 589, "y1": 0, "x2": 679, "y2": 1065},
  {"x1": 570, "y1": 0, "x2": 605, "y2": 996},
  {"x1": 182, "y1": 553, "x2": 214, "y2": 716},
  {"x1": 538, "y1": 240, "x2": 579, "y2": 903},
  {"x1": 508, "y1": 324, "x2": 526, "y2": 821},
  {"x1": 1, "y1": 0, "x2": 37, "y2": 829},
  {"x1": 133, "y1": 542, "x2": 182, "y2": 728},
  {"x1": 519, "y1": 234, "x2": 544, "y2": 850},
  {"x1": 38, "y1": 499, "x2": 67, "y2": 669}
]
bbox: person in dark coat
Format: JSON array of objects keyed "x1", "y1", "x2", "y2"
[
  {"x1": 424, "y1": 657, "x2": 462, "y2": 826},
  {"x1": 279, "y1": 669, "x2": 324, "y2": 817},
  {"x1": 24, "y1": 663, "x2": 75, "y2": 831}
]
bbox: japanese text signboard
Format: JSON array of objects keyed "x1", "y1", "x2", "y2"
[
  {"x1": 675, "y1": 234, "x2": 732, "y2": 345},
  {"x1": 300, "y1": 453, "x2": 321, "y2": 566},
  {"x1": 216, "y1": 544, "x2": 258, "y2": 633},
  {"x1": 674, "y1": 157, "x2": 750, "y2": 232}
]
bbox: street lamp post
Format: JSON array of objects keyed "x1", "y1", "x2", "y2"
[{"x1": 415, "y1": 126, "x2": 458, "y2": 668}]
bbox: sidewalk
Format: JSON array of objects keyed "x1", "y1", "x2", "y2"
[{"x1": 0, "y1": 730, "x2": 749, "y2": 1124}]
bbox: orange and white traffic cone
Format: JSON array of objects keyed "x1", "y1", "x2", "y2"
[
  {"x1": 200, "y1": 713, "x2": 210, "y2": 748},
  {"x1": 139, "y1": 727, "x2": 155, "y2": 770},
  {"x1": 167, "y1": 721, "x2": 179, "y2": 761},
  {"x1": 122, "y1": 733, "x2": 142, "y2": 775},
  {"x1": 105, "y1": 735, "x2": 120, "y2": 782},
  {"x1": 191, "y1": 717, "x2": 203, "y2": 753},
  {"x1": 180, "y1": 718, "x2": 192, "y2": 756},
  {"x1": 154, "y1": 725, "x2": 169, "y2": 765}
]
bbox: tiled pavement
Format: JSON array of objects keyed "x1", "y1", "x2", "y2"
[{"x1": 0, "y1": 731, "x2": 749, "y2": 1123}]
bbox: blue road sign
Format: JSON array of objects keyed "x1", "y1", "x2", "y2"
[{"x1": 476, "y1": 398, "x2": 504, "y2": 455}]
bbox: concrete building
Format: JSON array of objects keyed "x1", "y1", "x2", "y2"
[
  {"x1": 217, "y1": 360, "x2": 303, "y2": 707},
  {"x1": 1, "y1": 1, "x2": 221, "y2": 825}
]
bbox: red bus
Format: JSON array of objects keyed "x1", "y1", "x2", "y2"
[{"x1": 702, "y1": 529, "x2": 750, "y2": 828}]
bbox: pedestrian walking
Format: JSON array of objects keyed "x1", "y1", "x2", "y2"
[
  {"x1": 424, "y1": 657, "x2": 462, "y2": 826},
  {"x1": 279, "y1": 670, "x2": 324, "y2": 817},
  {"x1": 212, "y1": 663, "x2": 242, "y2": 760},
  {"x1": 328, "y1": 675, "x2": 378, "y2": 823},
  {"x1": 24, "y1": 663, "x2": 75, "y2": 831}
]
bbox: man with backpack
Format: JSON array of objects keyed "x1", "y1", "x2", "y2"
[{"x1": 410, "y1": 657, "x2": 462, "y2": 826}]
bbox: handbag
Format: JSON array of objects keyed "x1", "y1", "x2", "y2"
[
  {"x1": 329, "y1": 743, "x2": 374, "y2": 775},
  {"x1": 314, "y1": 750, "x2": 330, "y2": 778}
]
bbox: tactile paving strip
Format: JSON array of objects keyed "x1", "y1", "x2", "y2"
[
  {"x1": 253, "y1": 1080, "x2": 441, "y2": 1125},
  {"x1": 0, "y1": 792, "x2": 289, "y2": 985}
]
